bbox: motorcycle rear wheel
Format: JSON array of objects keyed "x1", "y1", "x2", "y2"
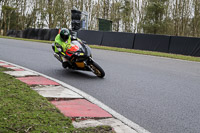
[{"x1": 89, "y1": 62, "x2": 105, "y2": 78}]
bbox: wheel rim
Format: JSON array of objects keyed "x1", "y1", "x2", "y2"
[{"x1": 90, "y1": 64, "x2": 102, "y2": 76}]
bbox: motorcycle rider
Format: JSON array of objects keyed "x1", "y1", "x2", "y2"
[{"x1": 52, "y1": 28, "x2": 72, "y2": 68}]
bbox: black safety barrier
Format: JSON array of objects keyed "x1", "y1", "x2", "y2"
[
  {"x1": 22, "y1": 29, "x2": 29, "y2": 38},
  {"x1": 134, "y1": 33, "x2": 170, "y2": 53},
  {"x1": 38, "y1": 29, "x2": 46, "y2": 40},
  {"x1": 43, "y1": 29, "x2": 51, "y2": 41},
  {"x1": 169, "y1": 36, "x2": 200, "y2": 57},
  {"x1": 25, "y1": 28, "x2": 32, "y2": 38},
  {"x1": 49, "y1": 29, "x2": 59, "y2": 41},
  {"x1": 13, "y1": 30, "x2": 18, "y2": 37},
  {"x1": 7, "y1": 30, "x2": 14, "y2": 37},
  {"x1": 77, "y1": 30, "x2": 104, "y2": 45},
  {"x1": 6, "y1": 30, "x2": 22, "y2": 38},
  {"x1": 101, "y1": 32, "x2": 135, "y2": 49},
  {"x1": 26, "y1": 28, "x2": 39, "y2": 39},
  {"x1": 35, "y1": 29, "x2": 40, "y2": 39},
  {"x1": 16, "y1": 30, "x2": 23, "y2": 38},
  {"x1": 7, "y1": 29, "x2": 58, "y2": 41}
]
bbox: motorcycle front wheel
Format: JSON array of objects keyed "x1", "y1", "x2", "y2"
[{"x1": 89, "y1": 62, "x2": 105, "y2": 78}]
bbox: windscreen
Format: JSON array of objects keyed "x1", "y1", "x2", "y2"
[{"x1": 71, "y1": 41, "x2": 85, "y2": 53}]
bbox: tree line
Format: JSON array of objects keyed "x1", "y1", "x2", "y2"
[{"x1": 1, "y1": 0, "x2": 200, "y2": 37}]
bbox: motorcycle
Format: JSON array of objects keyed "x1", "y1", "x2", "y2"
[{"x1": 53, "y1": 40, "x2": 105, "y2": 78}]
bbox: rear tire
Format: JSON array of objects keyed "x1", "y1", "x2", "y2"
[{"x1": 89, "y1": 62, "x2": 105, "y2": 78}]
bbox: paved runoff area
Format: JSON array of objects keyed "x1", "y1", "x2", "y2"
[{"x1": 0, "y1": 61, "x2": 138, "y2": 133}]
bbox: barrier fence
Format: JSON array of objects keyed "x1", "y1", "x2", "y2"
[
  {"x1": 78, "y1": 30, "x2": 200, "y2": 57},
  {"x1": 6, "y1": 29, "x2": 200, "y2": 57}
]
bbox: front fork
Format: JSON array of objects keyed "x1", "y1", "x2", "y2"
[{"x1": 86, "y1": 57, "x2": 95, "y2": 72}]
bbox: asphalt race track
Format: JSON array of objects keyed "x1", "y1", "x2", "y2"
[{"x1": 1, "y1": 38, "x2": 200, "y2": 133}]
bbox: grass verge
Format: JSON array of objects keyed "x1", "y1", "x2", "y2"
[
  {"x1": 1, "y1": 35, "x2": 200, "y2": 62},
  {"x1": 0, "y1": 67, "x2": 114, "y2": 133},
  {"x1": 90, "y1": 45, "x2": 200, "y2": 62},
  {"x1": 0, "y1": 35, "x2": 52, "y2": 44},
  {"x1": 0, "y1": 67, "x2": 74, "y2": 132}
]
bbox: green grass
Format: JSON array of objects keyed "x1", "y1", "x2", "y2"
[
  {"x1": 0, "y1": 67, "x2": 74, "y2": 132},
  {"x1": 75, "y1": 126, "x2": 114, "y2": 133},
  {"x1": 0, "y1": 67, "x2": 114, "y2": 133},
  {"x1": 0, "y1": 35, "x2": 52, "y2": 44},
  {"x1": 1, "y1": 35, "x2": 200, "y2": 62}
]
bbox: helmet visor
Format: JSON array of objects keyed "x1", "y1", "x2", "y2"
[{"x1": 63, "y1": 34, "x2": 69, "y2": 42}]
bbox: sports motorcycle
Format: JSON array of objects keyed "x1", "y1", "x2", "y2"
[{"x1": 53, "y1": 40, "x2": 105, "y2": 78}]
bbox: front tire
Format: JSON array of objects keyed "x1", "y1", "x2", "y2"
[
  {"x1": 62, "y1": 62, "x2": 68, "y2": 68},
  {"x1": 89, "y1": 62, "x2": 105, "y2": 78}
]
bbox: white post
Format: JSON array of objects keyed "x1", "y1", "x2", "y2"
[{"x1": 82, "y1": 11, "x2": 88, "y2": 30}]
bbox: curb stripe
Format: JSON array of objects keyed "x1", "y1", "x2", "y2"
[{"x1": 0, "y1": 59, "x2": 150, "y2": 133}]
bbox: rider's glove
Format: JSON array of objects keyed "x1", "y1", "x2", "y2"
[{"x1": 57, "y1": 48, "x2": 62, "y2": 52}]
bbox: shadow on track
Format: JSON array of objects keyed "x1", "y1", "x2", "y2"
[{"x1": 53, "y1": 69, "x2": 104, "y2": 80}]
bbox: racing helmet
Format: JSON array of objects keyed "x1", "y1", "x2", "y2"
[{"x1": 60, "y1": 28, "x2": 70, "y2": 42}]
